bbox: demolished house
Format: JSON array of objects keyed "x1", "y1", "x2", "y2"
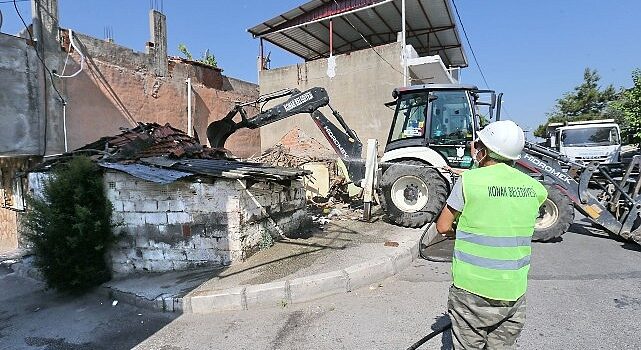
[
  {"x1": 252, "y1": 128, "x2": 347, "y2": 200},
  {"x1": 28, "y1": 123, "x2": 309, "y2": 275}
]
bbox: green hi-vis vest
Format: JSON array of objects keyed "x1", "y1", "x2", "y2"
[{"x1": 453, "y1": 163, "x2": 547, "y2": 301}]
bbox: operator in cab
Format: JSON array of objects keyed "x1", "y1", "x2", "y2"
[{"x1": 436, "y1": 120, "x2": 548, "y2": 349}]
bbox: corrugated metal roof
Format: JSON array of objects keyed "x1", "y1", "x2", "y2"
[
  {"x1": 142, "y1": 157, "x2": 311, "y2": 183},
  {"x1": 99, "y1": 162, "x2": 193, "y2": 184},
  {"x1": 100, "y1": 158, "x2": 310, "y2": 184},
  {"x1": 248, "y1": 0, "x2": 467, "y2": 67}
]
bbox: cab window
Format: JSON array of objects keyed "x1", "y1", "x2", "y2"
[
  {"x1": 389, "y1": 93, "x2": 428, "y2": 143},
  {"x1": 429, "y1": 91, "x2": 474, "y2": 145}
]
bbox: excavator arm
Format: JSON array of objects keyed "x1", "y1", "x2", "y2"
[{"x1": 207, "y1": 87, "x2": 365, "y2": 182}]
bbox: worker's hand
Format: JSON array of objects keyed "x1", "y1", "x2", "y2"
[
  {"x1": 441, "y1": 230, "x2": 456, "y2": 239},
  {"x1": 436, "y1": 205, "x2": 459, "y2": 238},
  {"x1": 442, "y1": 165, "x2": 464, "y2": 175}
]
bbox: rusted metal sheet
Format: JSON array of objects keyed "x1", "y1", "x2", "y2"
[
  {"x1": 98, "y1": 162, "x2": 192, "y2": 184},
  {"x1": 142, "y1": 157, "x2": 310, "y2": 182}
]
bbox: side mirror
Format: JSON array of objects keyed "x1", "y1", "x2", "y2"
[{"x1": 495, "y1": 93, "x2": 503, "y2": 121}]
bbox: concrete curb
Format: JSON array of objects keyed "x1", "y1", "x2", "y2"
[
  {"x1": 5, "y1": 232, "x2": 423, "y2": 315},
  {"x1": 184, "y1": 232, "x2": 422, "y2": 314},
  {"x1": 97, "y1": 285, "x2": 184, "y2": 313}
]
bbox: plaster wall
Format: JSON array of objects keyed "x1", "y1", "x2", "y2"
[
  {"x1": 258, "y1": 42, "x2": 454, "y2": 155},
  {"x1": 0, "y1": 33, "x2": 44, "y2": 156}
]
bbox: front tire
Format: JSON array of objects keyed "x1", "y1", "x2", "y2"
[
  {"x1": 533, "y1": 184, "x2": 574, "y2": 242},
  {"x1": 378, "y1": 161, "x2": 448, "y2": 228}
]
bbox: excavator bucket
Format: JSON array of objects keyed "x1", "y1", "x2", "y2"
[{"x1": 206, "y1": 112, "x2": 242, "y2": 149}]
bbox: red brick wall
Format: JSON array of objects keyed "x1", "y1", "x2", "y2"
[{"x1": 61, "y1": 34, "x2": 260, "y2": 158}]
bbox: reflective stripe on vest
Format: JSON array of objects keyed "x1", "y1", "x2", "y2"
[
  {"x1": 452, "y1": 163, "x2": 547, "y2": 301},
  {"x1": 456, "y1": 230, "x2": 531, "y2": 248},
  {"x1": 454, "y1": 250, "x2": 531, "y2": 270}
]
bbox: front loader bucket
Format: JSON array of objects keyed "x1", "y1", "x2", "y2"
[
  {"x1": 618, "y1": 155, "x2": 641, "y2": 245},
  {"x1": 206, "y1": 118, "x2": 238, "y2": 149}
]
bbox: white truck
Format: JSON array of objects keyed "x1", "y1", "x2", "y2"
[{"x1": 546, "y1": 119, "x2": 622, "y2": 164}]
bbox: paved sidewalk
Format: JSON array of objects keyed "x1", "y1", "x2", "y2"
[
  {"x1": 5, "y1": 209, "x2": 424, "y2": 314},
  {"x1": 102, "y1": 210, "x2": 422, "y2": 313},
  {"x1": 182, "y1": 215, "x2": 421, "y2": 313}
]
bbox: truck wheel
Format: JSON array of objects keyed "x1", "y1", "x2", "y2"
[
  {"x1": 533, "y1": 184, "x2": 574, "y2": 242},
  {"x1": 378, "y1": 161, "x2": 448, "y2": 228}
]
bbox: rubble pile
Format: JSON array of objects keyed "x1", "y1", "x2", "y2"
[
  {"x1": 78, "y1": 122, "x2": 231, "y2": 161},
  {"x1": 250, "y1": 128, "x2": 337, "y2": 168}
]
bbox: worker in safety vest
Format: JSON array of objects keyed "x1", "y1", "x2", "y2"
[{"x1": 436, "y1": 120, "x2": 547, "y2": 349}]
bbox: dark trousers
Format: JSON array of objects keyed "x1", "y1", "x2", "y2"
[{"x1": 448, "y1": 285, "x2": 526, "y2": 349}]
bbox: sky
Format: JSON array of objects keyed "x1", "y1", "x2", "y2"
[{"x1": 1, "y1": 0, "x2": 640, "y2": 135}]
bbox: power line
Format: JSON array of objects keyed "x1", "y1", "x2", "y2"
[
  {"x1": 0, "y1": 0, "x2": 28, "y2": 4},
  {"x1": 12, "y1": 0, "x2": 65, "y2": 103},
  {"x1": 331, "y1": 0, "x2": 406, "y2": 79},
  {"x1": 451, "y1": 0, "x2": 490, "y2": 90},
  {"x1": 451, "y1": 0, "x2": 511, "y2": 118}
]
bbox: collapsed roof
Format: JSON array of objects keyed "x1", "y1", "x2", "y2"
[{"x1": 30, "y1": 123, "x2": 309, "y2": 184}]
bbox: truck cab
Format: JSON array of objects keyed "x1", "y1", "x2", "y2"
[{"x1": 547, "y1": 120, "x2": 622, "y2": 164}]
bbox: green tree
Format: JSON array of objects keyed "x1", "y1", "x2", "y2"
[
  {"x1": 22, "y1": 157, "x2": 114, "y2": 294},
  {"x1": 201, "y1": 49, "x2": 218, "y2": 68},
  {"x1": 612, "y1": 69, "x2": 641, "y2": 145},
  {"x1": 178, "y1": 43, "x2": 193, "y2": 60},
  {"x1": 178, "y1": 43, "x2": 218, "y2": 68},
  {"x1": 535, "y1": 68, "x2": 619, "y2": 137}
]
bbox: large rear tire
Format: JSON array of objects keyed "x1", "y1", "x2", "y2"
[
  {"x1": 378, "y1": 161, "x2": 448, "y2": 228},
  {"x1": 533, "y1": 184, "x2": 574, "y2": 242}
]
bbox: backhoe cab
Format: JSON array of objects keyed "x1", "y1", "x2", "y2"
[
  {"x1": 384, "y1": 84, "x2": 499, "y2": 169},
  {"x1": 377, "y1": 85, "x2": 500, "y2": 227}
]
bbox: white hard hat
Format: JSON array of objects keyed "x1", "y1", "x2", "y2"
[{"x1": 476, "y1": 120, "x2": 525, "y2": 160}]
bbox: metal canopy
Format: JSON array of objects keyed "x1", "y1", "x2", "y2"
[{"x1": 248, "y1": 0, "x2": 467, "y2": 67}]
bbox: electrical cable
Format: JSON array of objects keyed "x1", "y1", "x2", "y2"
[
  {"x1": 0, "y1": 0, "x2": 28, "y2": 4},
  {"x1": 451, "y1": 0, "x2": 490, "y2": 90},
  {"x1": 331, "y1": 0, "x2": 406, "y2": 78},
  {"x1": 54, "y1": 29, "x2": 85, "y2": 78},
  {"x1": 406, "y1": 320, "x2": 452, "y2": 350},
  {"x1": 13, "y1": 0, "x2": 65, "y2": 103},
  {"x1": 417, "y1": 199, "x2": 453, "y2": 262}
]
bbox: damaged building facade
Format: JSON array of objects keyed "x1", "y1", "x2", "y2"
[
  {"x1": 0, "y1": 0, "x2": 261, "y2": 252},
  {"x1": 28, "y1": 124, "x2": 308, "y2": 274}
]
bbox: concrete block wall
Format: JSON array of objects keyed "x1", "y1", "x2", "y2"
[{"x1": 105, "y1": 171, "x2": 308, "y2": 275}]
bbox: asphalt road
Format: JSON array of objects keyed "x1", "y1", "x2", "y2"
[
  {"x1": 133, "y1": 219, "x2": 641, "y2": 350},
  {"x1": 0, "y1": 267, "x2": 176, "y2": 350}
]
